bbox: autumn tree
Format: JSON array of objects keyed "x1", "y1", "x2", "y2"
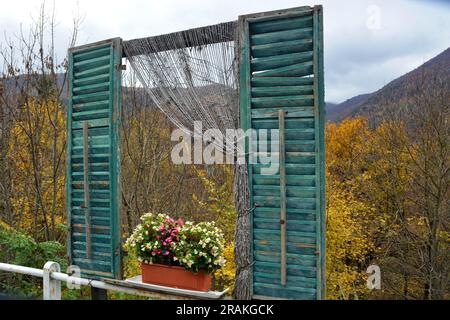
[
  {"x1": 371, "y1": 70, "x2": 450, "y2": 299},
  {"x1": 0, "y1": 3, "x2": 81, "y2": 240},
  {"x1": 325, "y1": 118, "x2": 377, "y2": 299},
  {"x1": 325, "y1": 74, "x2": 449, "y2": 299}
]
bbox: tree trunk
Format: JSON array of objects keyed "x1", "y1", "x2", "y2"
[{"x1": 233, "y1": 164, "x2": 252, "y2": 299}]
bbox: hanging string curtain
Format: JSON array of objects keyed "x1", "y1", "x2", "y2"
[
  {"x1": 122, "y1": 22, "x2": 239, "y2": 155},
  {"x1": 123, "y1": 21, "x2": 252, "y2": 300}
]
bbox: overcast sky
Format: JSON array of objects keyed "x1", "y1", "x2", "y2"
[{"x1": 1, "y1": 0, "x2": 449, "y2": 103}]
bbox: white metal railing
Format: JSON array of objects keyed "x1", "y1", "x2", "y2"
[
  {"x1": 0, "y1": 261, "x2": 167, "y2": 300},
  {"x1": 0, "y1": 261, "x2": 227, "y2": 300}
]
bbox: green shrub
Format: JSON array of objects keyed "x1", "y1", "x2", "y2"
[{"x1": 0, "y1": 221, "x2": 69, "y2": 298}]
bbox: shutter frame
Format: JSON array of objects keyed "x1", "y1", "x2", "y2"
[
  {"x1": 67, "y1": 38, "x2": 123, "y2": 280},
  {"x1": 239, "y1": 6, "x2": 325, "y2": 300}
]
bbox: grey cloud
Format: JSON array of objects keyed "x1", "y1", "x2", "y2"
[{"x1": 1, "y1": 0, "x2": 449, "y2": 103}]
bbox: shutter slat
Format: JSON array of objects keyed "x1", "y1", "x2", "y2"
[
  {"x1": 252, "y1": 77, "x2": 314, "y2": 87},
  {"x1": 251, "y1": 107, "x2": 314, "y2": 119},
  {"x1": 251, "y1": 27, "x2": 313, "y2": 45},
  {"x1": 73, "y1": 45, "x2": 111, "y2": 62},
  {"x1": 250, "y1": 15, "x2": 313, "y2": 34},
  {"x1": 251, "y1": 39, "x2": 313, "y2": 58},
  {"x1": 253, "y1": 61, "x2": 313, "y2": 77},
  {"x1": 251, "y1": 85, "x2": 313, "y2": 97}
]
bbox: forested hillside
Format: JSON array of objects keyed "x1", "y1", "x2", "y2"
[{"x1": 327, "y1": 47, "x2": 450, "y2": 124}]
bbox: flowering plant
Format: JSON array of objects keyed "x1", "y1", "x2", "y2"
[{"x1": 125, "y1": 213, "x2": 226, "y2": 273}]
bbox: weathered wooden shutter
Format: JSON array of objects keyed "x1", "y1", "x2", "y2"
[
  {"x1": 67, "y1": 38, "x2": 122, "y2": 280},
  {"x1": 238, "y1": 6, "x2": 325, "y2": 299}
]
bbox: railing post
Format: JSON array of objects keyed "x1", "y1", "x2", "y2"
[{"x1": 43, "y1": 261, "x2": 61, "y2": 300}]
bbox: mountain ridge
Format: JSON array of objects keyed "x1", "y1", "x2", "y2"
[{"x1": 326, "y1": 46, "x2": 450, "y2": 122}]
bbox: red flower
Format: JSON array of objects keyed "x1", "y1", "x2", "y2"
[{"x1": 165, "y1": 218, "x2": 174, "y2": 224}]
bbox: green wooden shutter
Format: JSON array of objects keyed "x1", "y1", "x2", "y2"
[
  {"x1": 239, "y1": 6, "x2": 325, "y2": 299},
  {"x1": 67, "y1": 38, "x2": 123, "y2": 280}
]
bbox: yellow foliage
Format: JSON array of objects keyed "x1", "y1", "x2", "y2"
[
  {"x1": 325, "y1": 117, "x2": 378, "y2": 299},
  {"x1": 214, "y1": 242, "x2": 236, "y2": 293},
  {"x1": 193, "y1": 166, "x2": 236, "y2": 242},
  {"x1": 7, "y1": 96, "x2": 66, "y2": 239},
  {"x1": 326, "y1": 188, "x2": 375, "y2": 299},
  {"x1": 326, "y1": 117, "x2": 372, "y2": 183},
  {"x1": 123, "y1": 250, "x2": 142, "y2": 279}
]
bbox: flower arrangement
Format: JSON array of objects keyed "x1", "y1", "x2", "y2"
[{"x1": 125, "y1": 213, "x2": 226, "y2": 274}]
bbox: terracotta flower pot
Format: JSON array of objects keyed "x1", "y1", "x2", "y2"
[{"x1": 141, "y1": 263, "x2": 211, "y2": 292}]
